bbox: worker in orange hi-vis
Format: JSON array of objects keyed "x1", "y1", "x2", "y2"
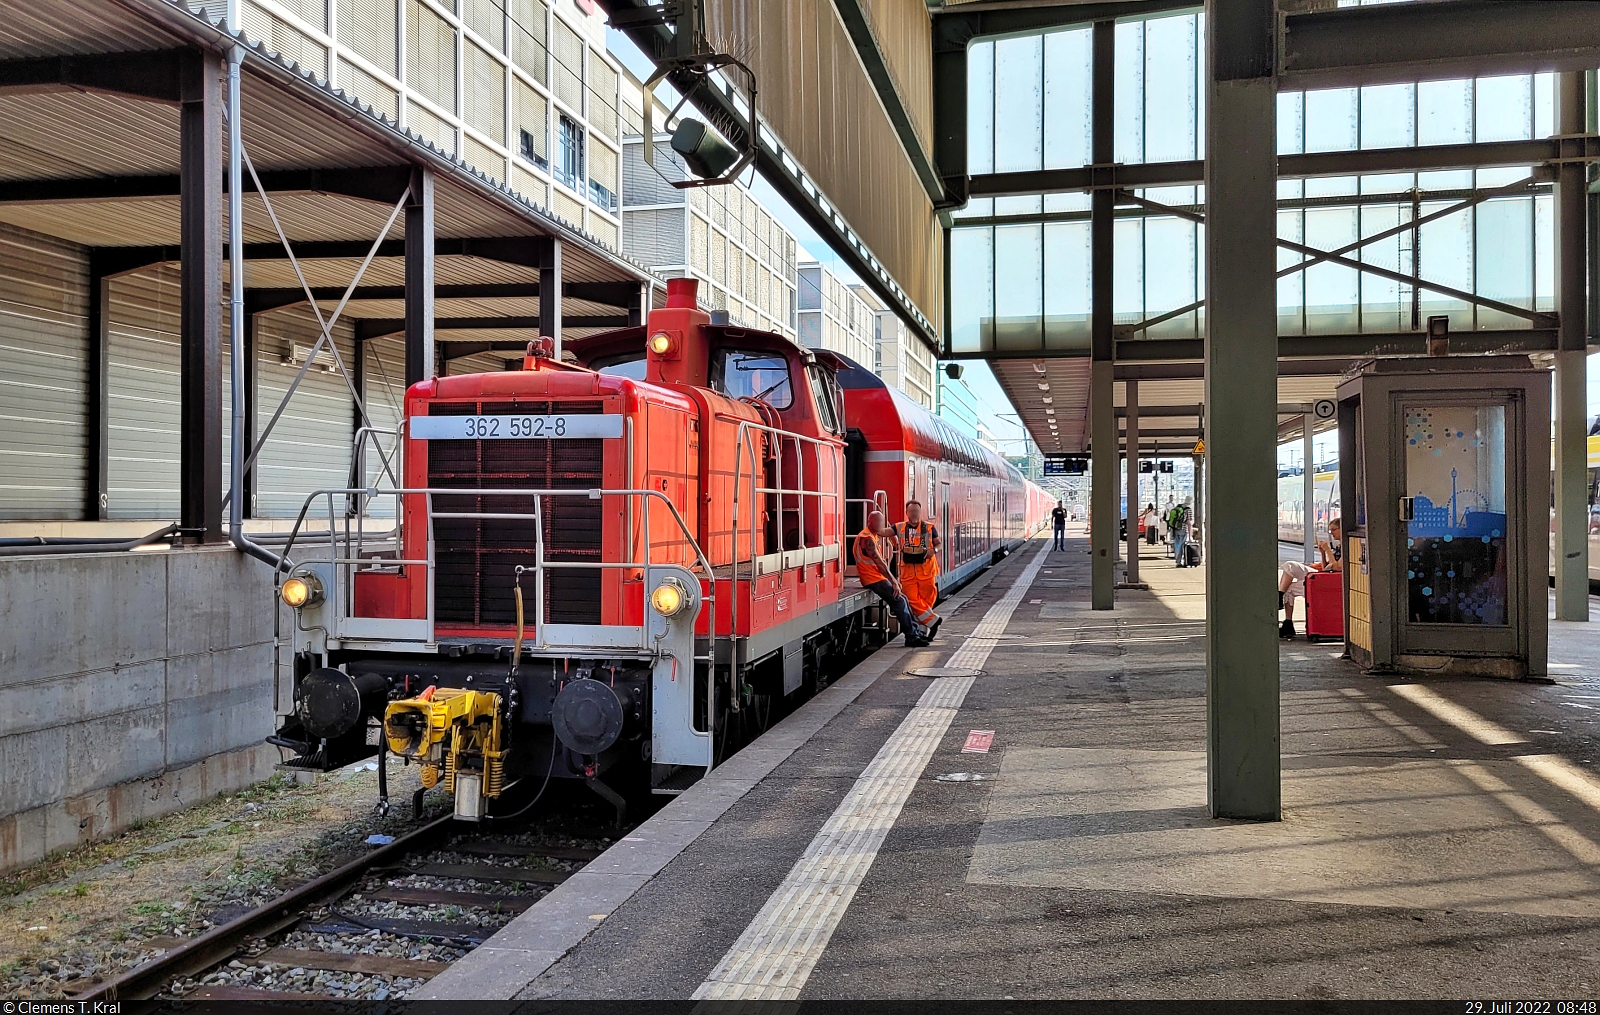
[
  {"x1": 894, "y1": 499, "x2": 943, "y2": 641},
  {"x1": 856, "y1": 510, "x2": 928, "y2": 648}
]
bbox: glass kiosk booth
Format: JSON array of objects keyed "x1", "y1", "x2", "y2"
[{"x1": 1337, "y1": 356, "x2": 1550, "y2": 679}]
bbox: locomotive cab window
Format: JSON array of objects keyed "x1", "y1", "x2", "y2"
[
  {"x1": 590, "y1": 351, "x2": 648, "y2": 380},
  {"x1": 710, "y1": 349, "x2": 793, "y2": 409},
  {"x1": 808, "y1": 364, "x2": 844, "y2": 434}
]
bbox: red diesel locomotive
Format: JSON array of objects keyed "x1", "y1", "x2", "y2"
[{"x1": 272, "y1": 278, "x2": 1049, "y2": 819}]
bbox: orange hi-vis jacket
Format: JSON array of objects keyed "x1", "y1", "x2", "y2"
[
  {"x1": 855, "y1": 528, "x2": 890, "y2": 586},
  {"x1": 893, "y1": 520, "x2": 939, "y2": 577}
]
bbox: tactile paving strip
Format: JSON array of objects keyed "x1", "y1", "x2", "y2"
[{"x1": 692, "y1": 542, "x2": 1050, "y2": 1000}]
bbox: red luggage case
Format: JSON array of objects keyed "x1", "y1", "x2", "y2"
[{"x1": 1303, "y1": 570, "x2": 1344, "y2": 642}]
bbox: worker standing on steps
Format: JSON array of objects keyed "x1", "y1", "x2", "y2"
[
  {"x1": 856, "y1": 510, "x2": 928, "y2": 647},
  {"x1": 894, "y1": 499, "x2": 943, "y2": 641}
]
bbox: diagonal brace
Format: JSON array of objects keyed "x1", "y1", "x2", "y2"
[{"x1": 1119, "y1": 177, "x2": 1551, "y2": 334}]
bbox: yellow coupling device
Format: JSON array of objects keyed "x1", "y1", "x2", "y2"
[{"x1": 383, "y1": 687, "x2": 508, "y2": 807}]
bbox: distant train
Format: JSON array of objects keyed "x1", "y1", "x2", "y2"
[
  {"x1": 268, "y1": 278, "x2": 1050, "y2": 821},
  {"x1": 1276, "y1": 465, "x2": 1340, "y2": 547},
  {"x1": 1278, "y1": 425, "x2": 1600, "y2": 588}
]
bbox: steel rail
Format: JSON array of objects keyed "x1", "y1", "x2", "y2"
[{"x1": 71, "y1": 814, "x2": 456, "y2": 1001}]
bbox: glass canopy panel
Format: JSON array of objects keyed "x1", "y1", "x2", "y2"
[
  {"x1": 953, "y1": 12, "x2": 1557, "y2": 354},
  {"x1": 1043, "y1": 221, "x2": 1091, "y2": 351},
  {"x1": 993, "y1": 223, "x2": 1044, "y2": 350}
]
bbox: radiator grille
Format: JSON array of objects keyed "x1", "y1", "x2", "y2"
[{"x1": 427, "y1": 400, "x2": 605, "y2": 626}]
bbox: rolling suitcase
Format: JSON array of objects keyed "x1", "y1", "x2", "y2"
[
  {"x1": 1184, "y1": 540, "x2": 1200, "y2": 567},
  {"x1": 1303, "y1": 569, "x2": 1344, "y2": 642}
]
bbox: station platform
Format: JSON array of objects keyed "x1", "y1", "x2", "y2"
[{"x1": 417, "y1": 537, "x2": 1600, "y2": 1001}]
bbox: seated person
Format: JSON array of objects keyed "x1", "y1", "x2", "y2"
[{"x1": 1279, "y1": 517, "x2": 1342, "y2": 639}]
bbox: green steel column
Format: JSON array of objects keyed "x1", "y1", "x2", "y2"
[
  {"x1": 1204, "y1": 0, "x2": 1280, "y2": 820},
  {"x1": 1555, "y1": 71, "x2": 1589, "y2": 623},
  {"x1": 1089, "y1": 19, "x2": 1116, "y2": 610}
]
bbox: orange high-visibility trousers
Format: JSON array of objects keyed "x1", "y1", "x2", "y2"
[{"x1": 901, "y1": 558, "x2": 940, "y2": 628}]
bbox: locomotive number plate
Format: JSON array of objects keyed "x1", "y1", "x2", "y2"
[{"x1": 411, "y1": 414, "x2": 624, "y2": 440}]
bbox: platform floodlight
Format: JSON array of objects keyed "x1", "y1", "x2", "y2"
[
  {"x1": 672, "y1": 119, "x2": 743, "y2": 181},
  {"x1": 616, "y1": 0, "x2": 760, "y2": 190}
]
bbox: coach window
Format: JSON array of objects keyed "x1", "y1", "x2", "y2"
[{"x1": 711, "y1": 349, "x2": 793, "y2": 409}]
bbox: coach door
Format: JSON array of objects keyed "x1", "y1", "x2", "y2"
[{"x1": 940, "y1": 481, "x2": 952, "y2": 572}]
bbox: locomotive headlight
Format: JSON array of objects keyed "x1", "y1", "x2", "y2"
[
  {"x1": 650, "y1": 576, "x2": 690, "y2": 617},
  {"x1": 280, "y1": 572, "x2": 324, "y2": 609},
  {"x1": 648, "y1": 331, "x2": 677, "y2": 356}
]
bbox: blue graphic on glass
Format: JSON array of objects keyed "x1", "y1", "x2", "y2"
[{"x1": 1404, "y1": 405, "x2": 1507, "y2": 626}]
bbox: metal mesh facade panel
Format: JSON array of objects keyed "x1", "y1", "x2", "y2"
[
  {"x1": 623, "y1": 208, "x2": 687, "y2": 269},
  {"x1": 622, "y1": 140, "x2": 686, "y2": 207},
  {"x1": 274, "y1": 0, "x2": 327, "y2": 30},
  {"x1": 461, "y1": 0, "x2": 505, "y2": 51},
  {"x1": 464, "y1": 135, "x2": 505, "y2": 183},
  {"x1": 590, "y1": 142, "x2": 618, "y2": 205},
  {"x1": 589, "y1": 58, "x2": 619, "y2": 142},
  {"x1": 514, "y1": 77, "x2": 547, "y2": 161},
  {"x1": 511, "y1": 164, "x2": 548, "y2": 207},
  {"x1": 407, "y1": 98, "x2": 456, "y2": 154},
  {"x1": 510, "y1": 0, "x2": 548, "y2": 83},
  {"x1": 242, "y1": 0, "x2": 328, "y2": 77},
  {"x1": 702, "y1": 0, "x2": 940, "y2": 329},
  {"x1": 338, "y1": 57, "x2": 398, "y2": 120},
  {"x1": 690, "y1": 214, "x2": 708, "y2": 273},
  {"x1": 406, "y1": 0, "x2": 456, "y2": 114},
  {"x1": 464, "y1": 40, "x2": 506, "y2": 143},
  {"x1": 554, "y1": 188, "x2": 585, "y2": 228},
  {"x1": 711, "y1": 232, "x2": 726, "y2": 289},
  {"x1": 337, "y1": 0, "x2": 398, "y2": 75},
  {"x1": 551, "y1": 16, "x2": 583, "y2": 114},
  {"x1": 0, "y1": 224, "x2": 87, "y2": 519}
]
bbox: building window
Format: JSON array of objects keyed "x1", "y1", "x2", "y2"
[
  {"x1": 556, "y1": 114, "x2": 585, "y2": 191},
  {"x1": 520, "y1": 128, "x2": 548, "y2": 171},
  {"x1": 589, "y1": 177, "x2": 618, "y2": 212}
]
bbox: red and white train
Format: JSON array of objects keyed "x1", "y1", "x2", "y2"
[{"x1": 272, "y1": 278, "x2": 1049, "y2": 819}]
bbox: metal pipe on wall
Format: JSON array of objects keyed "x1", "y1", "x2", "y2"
[{"x1": 225, "y1": 40, "x2": 284, "y2": 570}]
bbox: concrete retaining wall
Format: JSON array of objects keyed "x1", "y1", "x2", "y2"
[{"x1": 0, "y1": 545, "x2": 279, "y2": 871}]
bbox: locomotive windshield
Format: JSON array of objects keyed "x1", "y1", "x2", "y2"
[
  {"x1": 590, "y1": 351, "x2": 648, "y2": 380},
  {"x1": 710, "y1": 349, "x2": 793, "y2": 409}
]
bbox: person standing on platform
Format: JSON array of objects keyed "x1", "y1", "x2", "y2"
[
  {"x1": 1141, "y1": 503, "x2": 1160, "y2": 545},
  {"x1": 1052, "y1": 501, "x2": 1068, "y2": 551},
  {"x1": 895, "y1": 499, "x2": 943, "y2": 641},
  {"x1": 856, "y1": 510, "x2": 928, "y2": 647},
  {"x1": 1173, "y1": 500, "x2": 1193, "y2": 567}
]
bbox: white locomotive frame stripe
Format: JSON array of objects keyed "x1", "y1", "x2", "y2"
[
  {"x1": 692, "y1": 541, "x2": 1051, "y2": 1000},
  {"x1": 409, "y1": 414, "x2": 624, "y2": 440}
]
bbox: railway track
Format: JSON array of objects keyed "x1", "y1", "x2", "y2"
[{"x1": 70, "y1": 810, "x2": 616, "y2": 1001}]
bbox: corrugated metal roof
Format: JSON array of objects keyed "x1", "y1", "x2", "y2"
[
  {"x1": 993, "y1": 357, "x2": 1091, "y2": 455},
  {"x1": 0, "y1": 0, "x2": 182, "y2": 59},
  {"x1": 0, "y1": 0, "x2": 660, "y2": 297},
  {"x1": 0, "y1": 190, "x2": 407, "y2": 247},
  {"x1": 0, "y1": 92, "x2": 180, "y2": 179}
]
